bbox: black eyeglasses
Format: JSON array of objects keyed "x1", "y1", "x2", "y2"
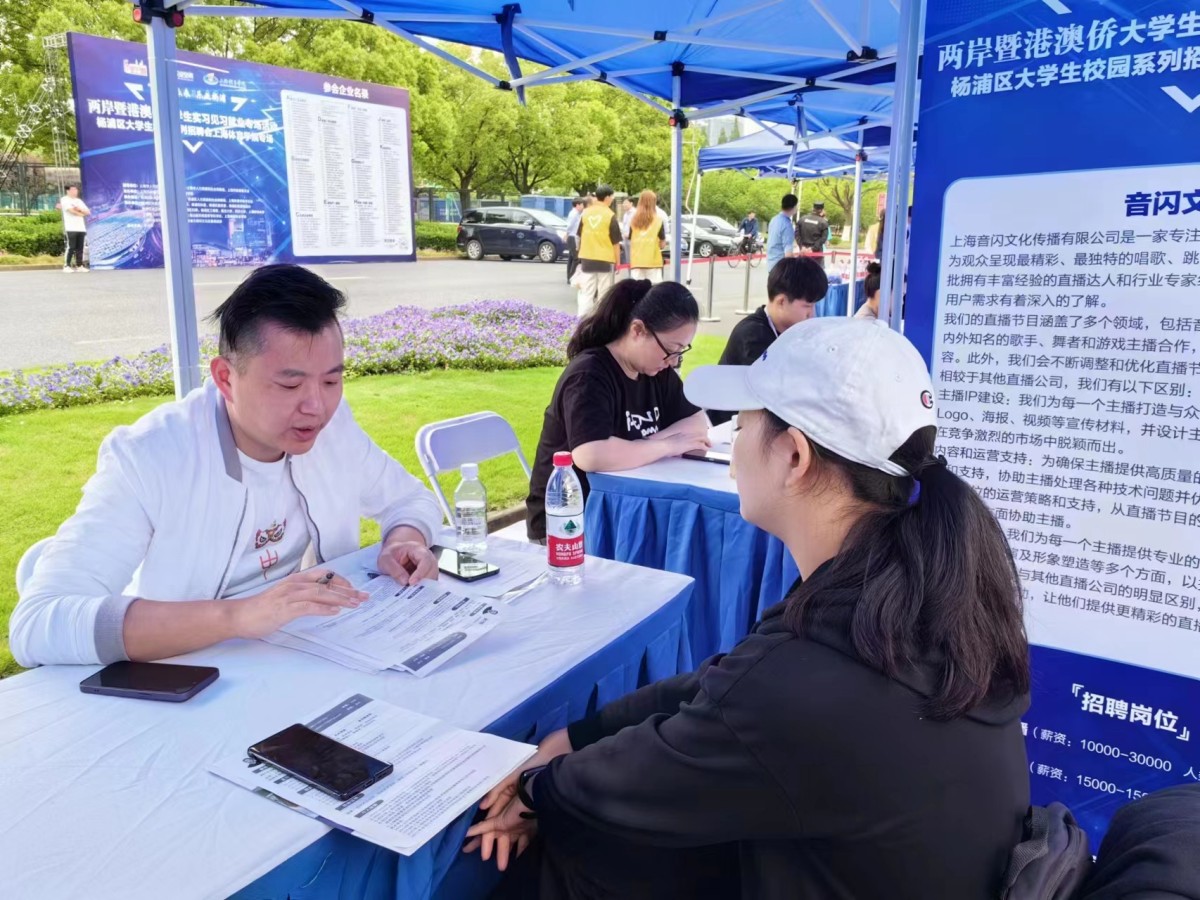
[{"x1": 648, "y1": 328, "x2": 692, "y2": 365}]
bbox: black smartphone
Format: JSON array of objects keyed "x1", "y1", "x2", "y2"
[
  {"x1": 247, "y1": 723, "x2": 394, "y2": 802},
  {"x1": 683, "y1": 449, "x2": 732, "y2": 465},
  {"x1": 79, "y1": 661, "x2": 219, "y2": 702},
  {"x1": 433, "y1": 545, "x2": 501, "y2": 582}
]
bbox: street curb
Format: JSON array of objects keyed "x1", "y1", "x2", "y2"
[
  {"x1": 0, "y1": 256, "x2": 465, "y2": 271},
  {"x1": 487, "y1": 505, "x2": 525, "y2": 530}
]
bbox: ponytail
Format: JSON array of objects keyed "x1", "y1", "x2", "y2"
[
  {"x1": 864, "y1": 261, "x2": 882, "y2": 299},
  {"x1": 567, "y1": 279, "x2": 699, "y2": 359},
  {"x1": 763, "y1": 414, "x2": 1029, "y2": 720}
]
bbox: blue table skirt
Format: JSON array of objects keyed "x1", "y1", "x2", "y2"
[
  {"x1": 585, "y1": 474, "x2": 799, "y2": 664},
  {"x1": 230, "y1": 584, "x2": 694, "y2": 900},
  {"x1": 818, "y1": 278, "x2": 865, "y2": 318}
]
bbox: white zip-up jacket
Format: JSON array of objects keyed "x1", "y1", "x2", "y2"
[{"x1": 10, "y1": 382, "x2": 443, "y2": 667}]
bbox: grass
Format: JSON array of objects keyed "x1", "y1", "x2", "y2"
[
  {"x1": 0, "y1": 254, "x2": 65, "y2": 266},
  {"x1": 0, "y1": 336, "x2": 723, "y2": 677}
]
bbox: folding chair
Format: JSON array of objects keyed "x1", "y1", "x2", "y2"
[
  {"x1": 414, "y1": 412, "x2": 532, "y2": 539},
  {"x1": 16, "y1": 537, "x2": 52, "y2": 596}
]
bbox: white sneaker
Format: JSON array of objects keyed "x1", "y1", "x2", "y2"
[{"x1": 63, "y1": 265, "x2": 73, "y2": 272}]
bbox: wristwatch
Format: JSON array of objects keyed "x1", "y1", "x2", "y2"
[{"x1": 517, "y1": 765, "x2": 549, "y2": 819}]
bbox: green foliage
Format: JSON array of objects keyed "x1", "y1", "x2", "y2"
[
  {"x1": 0, "y1": 216, "x2": 65, "y2": 256},
  {"x1": 414, "y1": 221, "x2": 458, "y2": 252}
]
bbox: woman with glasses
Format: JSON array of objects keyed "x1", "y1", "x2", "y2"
[{"x1": 524, "y1": 279, "x2": 710, "y2": 543}]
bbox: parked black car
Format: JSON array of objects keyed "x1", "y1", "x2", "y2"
[{"x1": 456, "y1": 207, "x2": 568, "y2": 263}]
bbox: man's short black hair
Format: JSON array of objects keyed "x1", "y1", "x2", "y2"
[
  {"x1": 573, "y1": 197, "x2": 586, "y2": 207},
  {"x1": 781, "y1": 193, "x2": 798, "y2": 212},
  {"x1": 767, "y1": 256, "x2": 828, "y2": 305},
  {"x1": 595, "y1": 185, "x2": 614, "y2": 200},
  {"x1": 66, "y1": 184, "x2": 78, "y2": 191},
  {"x1": 211, "y1": 264, "x2": 346, "y2": 359}
]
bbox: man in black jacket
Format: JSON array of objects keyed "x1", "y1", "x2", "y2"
[{"x1": 708, "y1": 255, "x2": 828, "y2": 425}]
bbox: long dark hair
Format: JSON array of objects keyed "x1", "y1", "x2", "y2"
[
  {"x1": 765, "y1": 413, "x2": 1029, "y2": 720},
  {"x1": 566, "y1": 279, "x2": 699, "y2": 359}
]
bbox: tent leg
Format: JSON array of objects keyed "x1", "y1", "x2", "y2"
[
  {"x1": 686, "y1": 167, "x2": 701, "y2": 284},
  {"x1": 670, "y1": 72, "x2": 683, "y2": 283},
  {"x1": 847, "y1": 129, "x2": 865, "y2": 316},
  {"x1": 881, "y1": 0, "x2": 921, "y2": 332},
  {"x1": 146, "y1": 17, "x2": 202, "y2": 397}
]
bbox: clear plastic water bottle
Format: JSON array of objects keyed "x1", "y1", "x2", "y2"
[
  {"x1": 454, "y1": 463, "x2": 488, "y2": 556},
  {"x1": 545, "y1": 451, "x2": 585, "y2": 585}
]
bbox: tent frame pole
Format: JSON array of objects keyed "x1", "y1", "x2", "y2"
[
  {"x1": 847, "y1": 127, "x2": 865, "y2": 316},
  {"x1": 146, "y1": 15, "x2": 202, "y2": 398},
  {"x1": 881, "y1": 0, "x2": 921, "y2": 332},
  {"x1": 670, "y1": 71, "x2": 684, "y2": 283}
]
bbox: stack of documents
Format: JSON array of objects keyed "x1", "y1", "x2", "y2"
[
  {"x1": 210, "y1": 693, "x2": 534, "y2": 855},
  {"x1": 264, "y1": 576, "x2": 502, "y2": 675}
]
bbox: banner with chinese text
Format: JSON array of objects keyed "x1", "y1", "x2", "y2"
[
  {"x1": 911, "y1": 0, "x2": 1200, "y2": 846},
  {"x1": 66, "y1": 33, "x2": 415, "y2": 269}
]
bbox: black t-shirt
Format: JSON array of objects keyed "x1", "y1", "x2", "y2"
[
  {"x1": 525, "y1": 348, "x2": 700, "y2": 539},
  {"x1": 708, "y1": 307, "x2": 777, "y2": 426}
]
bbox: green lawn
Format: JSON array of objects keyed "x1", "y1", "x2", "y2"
[{"x1": 0, "y1": 336, "x2": 723, "y2": 677}]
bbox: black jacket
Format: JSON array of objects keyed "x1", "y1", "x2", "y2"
[
  {"x1": 529, "y1": 578, "x2": 1031, "y2": 899},
  {"x1": 708, "y1": 308, "x2": 776, "y2": 426}
]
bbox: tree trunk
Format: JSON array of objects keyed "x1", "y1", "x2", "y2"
[{"x1": 458, "y1": 186, "x2": 471, "y2": 214}]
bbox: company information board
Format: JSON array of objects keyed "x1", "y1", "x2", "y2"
[
  {"x1": 66, "y1": 33, "x2": 415, "y2": 269},
  {"x1": 912, "y1": 0, "x2": 1200, "y2": 845}
]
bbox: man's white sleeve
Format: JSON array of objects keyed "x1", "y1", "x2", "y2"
[{"x1": 9, "y1": 435, "x2": 154, "y2": 667}]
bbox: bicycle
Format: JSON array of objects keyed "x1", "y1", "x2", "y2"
[{"x1": 726, "y1": 235, "x2": 765, "y2": 269}]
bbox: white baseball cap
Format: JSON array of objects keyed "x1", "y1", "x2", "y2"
[{"x1": 684, "y1": 318, "x2": 936, "y2": 477}]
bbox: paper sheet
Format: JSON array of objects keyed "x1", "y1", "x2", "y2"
[
  {"x1": 279, "y1": 577, "x2": 502, "y2": 676},
  {"x1": 210, "y1": 693, "x2": 533, "y2": 855}
]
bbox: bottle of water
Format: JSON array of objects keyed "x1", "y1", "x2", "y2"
[
  {"x1": 545, "y1": 451, "x2": 585, "y2": 585},
  {"x1": 454, "y1": 463, "x2": 488, "y2": 557}
]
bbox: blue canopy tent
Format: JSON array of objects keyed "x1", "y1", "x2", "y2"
[{"x1": 126, "y1": 0, "x2": 920, "y2": 396}]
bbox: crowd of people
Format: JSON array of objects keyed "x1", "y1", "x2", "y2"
[{"x1": 12, "y1": 243, "x2": 1198, "y2": 895}]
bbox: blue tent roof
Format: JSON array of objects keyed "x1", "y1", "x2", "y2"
[
  {"x1": 190, "y1": 1, "x2": 900, "y2": 113},
  {"x1": 699, "y1": 129, "x2": 890, "y2": 176}
]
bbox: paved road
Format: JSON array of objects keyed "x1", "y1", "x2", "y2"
[{"x1": 0, "y1": 257, "x2": 774, "y2": 370}]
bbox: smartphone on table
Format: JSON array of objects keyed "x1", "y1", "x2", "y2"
[
  {"x1": 248, "y1": 723, "x2": 394, "y2": 802},
  {"x1": 433, "y1": 545, "x2": 501, "y2": 582},
  {"x1": 79, "y1": 661, "x2": 219, "y2": 702}
]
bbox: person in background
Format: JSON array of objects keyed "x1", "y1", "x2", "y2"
[
  {"x1": 855, "y1": 261, "x2": 883, "y2": 320},
  {"x1": 10, "y1": 265, "x2": 443, "y2": 667},
  {"x1": 470, "y1": 317, "x2": 1032, "y2": 900},
  {"x1": 737, "y1": 210, "x2": 759, "y2": 255},
  {"x1": 56, "y1": 184, "x2": 90, "y2": 272},
  {"x1": 575, "y1": 186, "x2": 622, "y2": 317},
  {"x1": 707, "y1": 256, "x2": 828, "y2": 425},
  {"x1": 619, "y1": 196, "x2": 635, "y2": 266},
  {"x1": 524, "y1": 280, "x2": 709, "y2": 542},
  {"x1": 627, "y1": 190, "x2": 666, "y2": 283},
  {"x1": 797, "y1": 201, "x2": 829, "y2": 257},
  {"x1": 564, "y1": 197, "x2": 586, "y2": 284},
  {"x1": 765, "y1": 193, "x2": 798, "y2": 273}
]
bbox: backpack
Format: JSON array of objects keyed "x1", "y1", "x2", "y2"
[{"x1": 1001, "y1": 804, "x2": 1093, "y2": 900}]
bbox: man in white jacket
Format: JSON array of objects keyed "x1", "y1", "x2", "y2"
[{"x1": 11, "y1": 265, "x2": 444, "y2": 667}]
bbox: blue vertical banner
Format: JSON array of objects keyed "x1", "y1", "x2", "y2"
[
  {"x1": 911, "y1": 1, "x2": 1200, "y2": 847},
  {"x1": 66, "y1": 33, "x2": 416, "y2": 269}
]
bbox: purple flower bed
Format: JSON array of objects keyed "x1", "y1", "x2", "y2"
[{"x1": 0, "y1": 301, "x2": 575, "y2": 416}]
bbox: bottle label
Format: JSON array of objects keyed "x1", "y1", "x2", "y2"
[{"x1": 546, "y1": 512, "x2": 584, "y2": 568}]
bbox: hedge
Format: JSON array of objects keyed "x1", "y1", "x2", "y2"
[
  {"x1": 0, "y1": 214, "x2": 66, "y2": 257},
  {"x1": 415, "y1": 220, "x2": 459, "y2": 252}
]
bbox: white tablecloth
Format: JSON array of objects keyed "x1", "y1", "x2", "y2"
[
  {"x1": 601, "y1": 421, "x2": 737, "y2": 495},
  {"x1": 0, "y1": 539, "x2": 692, "y2": 899}
]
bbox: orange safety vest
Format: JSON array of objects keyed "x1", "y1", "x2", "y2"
[
  {"x1": 629, "y1": 215, "x2": 664, "y2": 269},
  {"x1": 579, "y1": 204, "x2": 617, "y2": 263}
]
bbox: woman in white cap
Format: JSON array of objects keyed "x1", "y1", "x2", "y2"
[{"x1": 468, "y1": 318, "x2": 1031, "y2": 900}]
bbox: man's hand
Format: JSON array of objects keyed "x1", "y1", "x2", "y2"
[
  {"x1": 378, "y1": 529, "x2": 438, "y2": 585},
  {"x1": 233, "y1": 569, "x2": 366, "y2": 639}
]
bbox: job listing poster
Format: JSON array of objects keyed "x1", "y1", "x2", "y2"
[
  {"x1": 911, "y1": 0, "x2": 1200, "y2": 845},
  {"x1": 66, "y1": 33, "x2": 415, "y2": 269}
]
